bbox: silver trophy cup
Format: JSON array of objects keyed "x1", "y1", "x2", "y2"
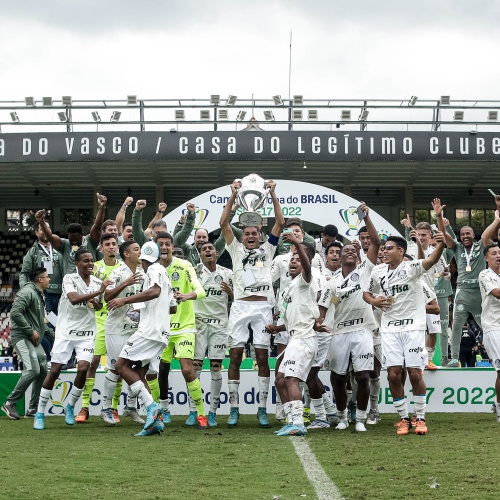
[{"x1": 235, "y1": 174, "x2": 269, "y2": 226}]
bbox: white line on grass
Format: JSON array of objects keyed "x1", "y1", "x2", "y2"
[{"x1": 290, "y1": 437, "x2": 344, "y2": 500}]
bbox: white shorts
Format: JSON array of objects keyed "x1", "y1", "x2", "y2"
[
  {"x1": 119, "y1": 332, "x2": 166, "y2": 373},
  {"x1": 426, "y1": 314, "x2": 441, "y2": 334},
  {"x1": 482, "y1": 331, "x2": 500, "y2": 371},
  {"x1": 228, "y1": 300, "x2": 272, "y2": 349},
  {"x1": 274, "y1": 317, "x2": 289, "y2": 346},
  {"x1": 325, "y1": 328, "x2": 374, "y2": 375},
  {"x1": 313, "y1": 333, "x2": 332, "y2": 368},
  {"x1": 195, "y1": 318, "x2": 229, "y2": 360},
  {"x1": 106, "y1": 334, "x2": 132, "y2": 371},
  {"x1": 51, "y1": 336, "x2": 94, "y2": 365},
  {"x1": 381, "y1": 329, "x2": 426, "y2": 369},
  {"x1": 278, "y1": 336, "x2": 318, "y2": 381}
]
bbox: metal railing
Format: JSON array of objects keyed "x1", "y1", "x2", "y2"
[{"x1": 1, "y1": 96, "x2": 500, "y2": 132}]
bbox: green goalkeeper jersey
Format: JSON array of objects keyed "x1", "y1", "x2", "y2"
[{"x1": 165, "y1": 257, "x2": 206, "y2": 335}]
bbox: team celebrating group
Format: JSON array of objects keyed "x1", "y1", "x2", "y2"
[{"x1": 2, "y1": 180, "x2": 500, "y2": 437}]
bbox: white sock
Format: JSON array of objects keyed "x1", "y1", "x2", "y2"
[
  {"x1": 102, "y1": 371, "x2": 119, "y2": 410},
  {"x1": 337, "y1": 408, "x2": 348, "y2": 421},
  {"x1": 275, "y1": 391, "x2": 283, "y2": 412},
  {"x1": 302, "y1": 383, "x2": 311, "y2": 408},
  {"x1": 356, "y1": 408, "x2": 367, "y2": 422},
  {"x1": 323, "y1": 392, "x2": 337, "y2": 414},
  {"x1": 228, "y1": 380, "x2": 240, "y2": 408},
  {"x1": 159, "y1": 399, "x2": 170, "y2": 411},
  {"x1": 68, "y1": 386, "x2": 83, "y2": 407},
  {"x1": 393, "y1": 398, "x2": 409, "y2": 420},
  {"x1": 210, "y1": 370, "x2": 223, "y2": 413},
  {"x1": 413, "y1": 394, "x2": 426, "y2": 420},
  {"x1": 496, "y1": 402, "x2": 500, "y2": 417},
  {"x1": 283, "y1": 401, "x2": 292, "y2": 422},
  {"x1": 37, "y1": 387, "x2": 51, "y2": 414},
  {"x1": 258, "y1": 376, "x2": 270, "y2": 408},
  {"x1": 311, "y1": 398, "x2": 326, "y2": 421},
  {"x1": 369, "y1": 377, "x2": 380, "y2": 410},
  {"x1": 299, "y1": 382, "x2": 311, "y2": 408},
  {"x1": 130, "y1": 380, "x2": 154, "y2": 410},
  {"x1": 127, "y1": 394, "x2": 138, "y2": 409},
  {"x1": 426, "y1": 346, "x2": 435, "y2": 361},
  {"x1": 290, "y1": 400, "x2": 304, "y2": 426}
]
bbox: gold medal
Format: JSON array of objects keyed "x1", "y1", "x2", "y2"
[
  {"x1": 332, "y1": 296, "x2": 340, "y2": 305},
  {"x1": 256, "y1": 261, "x2": 263, "y2": 268},
  {"x1": 72, "y1": 245, "x2": 79, "y2": 252},
  {"x1": 387, "y1": 296, "x2": 395, "y2": 305},
  {"x1": 434, "y1": 272, "x2": 440, "y2": 278},
  {"x1": 466, "y1": 265, "x2": 472, "y2": 272},
  {"x1": 87, "y1": 301, "x2": 94, "y2": 309}
]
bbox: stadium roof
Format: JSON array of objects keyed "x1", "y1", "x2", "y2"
[{"x1": 1, "y1": 96, "x2": 500, "y2": 212}]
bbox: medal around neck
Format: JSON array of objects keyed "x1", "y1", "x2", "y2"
[{"x1": 235, "y1": 173, "x2": 269, "y2": 227}]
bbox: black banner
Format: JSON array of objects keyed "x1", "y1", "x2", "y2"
[{"x1": 1, "y1": 131, "x2": 500, "y2": 162}]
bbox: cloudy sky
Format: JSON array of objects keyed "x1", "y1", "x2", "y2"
[{"x1": 1, "y1": 0, "x2": 499, "y2": 105}]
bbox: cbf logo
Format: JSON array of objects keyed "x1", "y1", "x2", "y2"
[
  {"x1": 378, "y1": 230, "x2": 389, "y2": 241},
  {"x1": 339, "y1": 206, "x2": 361, "y2": 236},
  {"x1": 48, "y1": 379, "x2": 73, "y2": 415},
  {"x1": 181, "y1": 207, "x2": 210, "y2": 230}
]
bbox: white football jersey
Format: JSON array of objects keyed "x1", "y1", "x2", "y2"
[
  {"x1": 365, "y1": 260, "x2": 426, "y2": 333},
  {"x1": 315, "y1": 239, "x2": 327, "y2": 262},
  {"x1": 226, "y1": 239, "x2": 276, "y2": 302},
  {"x1": 272, "y1": 251, "x2": 323, "y2": 314},
  {"x1": 479, "y1": 269, "x2": 500, "y2": 333},
  {"x1": 135, "y1": 262, "x2": 175, "y2": 343},
  {"x1": 194, "y1": 264, "x2": 233, "y2": 324},
  {"x1": 422, "y1": 282, "x2": 437, "y2": 303},
  {"x1": 282, "y1": 273, "x2": 320, "y2": 339},
  {"x1": 56, "y1": 273, "x2": 102, "y2": 340},
  {"x1": 406, "y1": 244, "x2": 445, "y2": 290},
  {"x1": 105, "y1": 265, "x2": 145, "y2": 336},
  {"x1": 328, "y1": 259, "x2": 376, "y2": 334}
]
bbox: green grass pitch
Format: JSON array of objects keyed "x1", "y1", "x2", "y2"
[{"x1": 1, "y1": 413, "x2": 499, "y2": 499}]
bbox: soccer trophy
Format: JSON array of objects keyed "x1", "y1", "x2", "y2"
[{"x1": 235, "y1": 173, "x2": 270, "y2": 226}]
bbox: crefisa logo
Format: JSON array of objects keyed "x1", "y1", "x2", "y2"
[
  {"x1": 339, "y1": 206, "x2": 361, "y2": 236},
  {"x1": 48, "y1": 378, "x2": 74, "y2": 415},
  {"x1": 181, "y1": 207, "x2": 210, "y2": 230}
]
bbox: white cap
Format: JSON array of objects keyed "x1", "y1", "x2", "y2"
[{"x1": 140, "y1": 241, "x2": 160, "y2": 263}]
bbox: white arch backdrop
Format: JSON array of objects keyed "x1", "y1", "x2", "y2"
[{"x1": 163, "y1": 180, "x2": 401, "y2": 243}]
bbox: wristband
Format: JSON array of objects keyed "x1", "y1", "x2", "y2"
[{"x1": 122, "y1": 204, "x2": 128, "y2": 207}]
